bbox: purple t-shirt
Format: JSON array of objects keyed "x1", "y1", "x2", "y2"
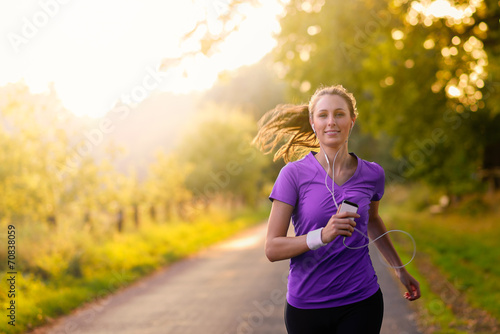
[{"x1": 269, "y1": 151, "x2": 384, "y2": 309}]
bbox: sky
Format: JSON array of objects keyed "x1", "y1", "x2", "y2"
[{"x1": 0, "y1": 0, "x2": 283, "y2": 118}]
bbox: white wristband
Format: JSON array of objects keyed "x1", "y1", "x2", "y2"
[{"x1": 306, "y1": 228, "x2": 327, "y2": 250}]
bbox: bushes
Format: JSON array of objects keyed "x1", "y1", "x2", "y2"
[
  {"x1": 381, "y1": 186, "x2": 500, "y2": 333},
  {"x1": 0, "y1": 204, "x2": 269, "y2": 334}
]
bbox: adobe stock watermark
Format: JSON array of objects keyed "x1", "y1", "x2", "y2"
[
  {"x1": 56, "y1": 65, "x2": 168, "y2": 180},
  {"x1": 339, "y1": 8, "x2": 391, "y2": 63},
  {"x1": 7, "y1": 0, "x2": 72, "y2": 54}
]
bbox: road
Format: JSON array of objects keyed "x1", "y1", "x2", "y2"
[{"x1": 34, "y1": 223, "x2": 421, "y2": 334}]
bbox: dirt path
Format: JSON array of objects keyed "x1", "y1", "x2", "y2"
[{"x1": 33, "y1": 223, "x2": 421, "y2": 334}]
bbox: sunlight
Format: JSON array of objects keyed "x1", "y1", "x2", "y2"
[
  {"x1": 426, "y1": 0, "x2": 463, "y2": 19},
  {"x1": 166, "y1": 1, "x2": 282, "y2": 94},
  {"x1": 218, "y1": 235, "x2": 263, "y2": 250},
  {"x1": 408, "y1": 0, "x2": 483, "y2": 25},
  {"x1": 0, "y1": 0, "x2": 283, "y2": 118},
  {"x1": 446, "y1": 85, "x2": 461, "y2": 98}
]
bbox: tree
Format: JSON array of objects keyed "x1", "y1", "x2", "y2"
[
  {"x1": 145, "y1": 152, "x2": 193, "y2": 221},
  {"x1": 202, "y1": 55, "x2": 286, "y2": 120},
  {"x1": 0, "y1": 82, "x2": 134, "y2": 230},
  {"x1": 273, "y1": 0, "x2": 500, "y2": 195},
  {"x1": 177, "y1": 104, "x2": 270, "y2": 207},
  {"x1": 0, "y1": 82, "x2": 72, "y2": 224}
]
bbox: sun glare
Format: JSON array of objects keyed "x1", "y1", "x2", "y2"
[
  {"x1": 162, "y1": 1, "x2": 281, "y2": 95},
  {"x1": 426, "y1": 0, "x2": 463, "y2": 19},
  {"x1": 407, "y1": 0, "x2": 483, "y2": 26},
  {"x1": 0, "y1": 0, "x2": 283, "y2": 118}
]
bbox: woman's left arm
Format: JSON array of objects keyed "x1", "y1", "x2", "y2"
[{"x1": 367, "y1": 201, "x2": 421, "y2": 301}]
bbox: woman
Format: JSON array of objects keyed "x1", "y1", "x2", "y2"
[{"x1": 253, "y1": 85, "x2": 420, "y2": 333}]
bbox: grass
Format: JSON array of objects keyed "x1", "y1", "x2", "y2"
[
  {"x1": 381, "y1": 185, "x2": 500, "y2": 333},
  {"x1": 4, "y1": 185, "x2": 499, "y2": 334},
  {"x1": 0, "y1": 203, "x2": 269, "y2": 334}
]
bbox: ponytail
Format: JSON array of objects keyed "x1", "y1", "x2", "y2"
[
  {"x1": 252, "y1": 103, "x2": 318, "y2": 163},
  {"x1": 253, "y1": 84, "x2": 358, "y2": 163}
]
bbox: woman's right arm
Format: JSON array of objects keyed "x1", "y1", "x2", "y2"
[
  {"x1": 265, "y1": 200, "x2": 359, "y2": 262},
  {"x1": 265, "y1": 200, "x2": 310, "y2": 262}
]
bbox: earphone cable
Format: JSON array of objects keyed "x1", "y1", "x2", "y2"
[{"x1": 319, "y1": 140, "x2": 415, "y2": 269}]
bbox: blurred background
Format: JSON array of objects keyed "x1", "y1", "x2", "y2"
[{"x1": 0, "y1": 0, "x2": 499, "y2": 333}]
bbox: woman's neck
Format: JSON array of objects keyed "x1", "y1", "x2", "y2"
[{"x1": 318, "y1": 144, "x2": 350, "y2": 168}]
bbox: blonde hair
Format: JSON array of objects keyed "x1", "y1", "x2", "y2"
[{"x1": 253, "y1": 85, "x2": 358, "y2": 163}]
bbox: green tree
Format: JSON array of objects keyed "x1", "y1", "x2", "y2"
[
  {"x1": 203, "y1": 55, "x2": 286, "y2": 120},
  {"x1": 177, "y1": 104, "x2": 270, "y2": 207},
  {"x1": 0, "y1": 82, "x2": 71, "y2": 224},
  {"x1": 0, "y1": 82, "x2": 132, "y2": 230},
  {"x1": 273, "y1": 0, "x2": 500, "y2": 195},
  {"x1": 145, "y1": 152, "x2": 193, "y2": 221}
]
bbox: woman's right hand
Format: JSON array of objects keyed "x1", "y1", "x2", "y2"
[{"x1": 321, "y1": 211, "x2": 360, "y2": 244}]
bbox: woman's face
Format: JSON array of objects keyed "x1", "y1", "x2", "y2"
[{"x1": 310, "y1": 94, "x2": 354, "y2": 148}]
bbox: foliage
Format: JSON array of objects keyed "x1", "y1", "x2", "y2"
[
  {"x1": 176, "y1": 0, "x2": 262, "y2": 58},
  {"x1": 0, "y1": 206, "x2": 269, "y2": 334},
  {"x1": 180, "y1": 0, "x2": 500, "y2": 195},
  {"x1": 0, "y1": 62, "x2": 281, "y2": 334},
  {"x1": 0, "y1": 83, "x2": 73, "y2": 224},
  {"x1": 176, "y1": 104, "x2": 272, "y2": 206},
  {"x1": 381, "y1": 186, "x2": 500, "y2": 333},
  {"x1": 145, "y1": 152, "x2": 194, "y2": 220},
  {"x1": 273, "y1": 0, "x2": 500, "y2": 195},
  {"x1": 203, "y1": 55, "x2": 287, "y2": 120},
  {"x1": 0, "y1": 82, "x2": 147, "y2": 230}
]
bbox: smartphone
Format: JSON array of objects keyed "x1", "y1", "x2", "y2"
[{"x1": 338, "y1": 200, "x2": 358, "y2": 220}]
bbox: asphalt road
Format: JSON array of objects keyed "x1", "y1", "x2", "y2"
[{"x1": 35, "y1": 223, "x2": 421, "y2": 334}]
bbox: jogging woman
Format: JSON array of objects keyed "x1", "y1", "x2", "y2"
[{"x1": 253, "y1": 85, "x2": 420, "y2": 334}]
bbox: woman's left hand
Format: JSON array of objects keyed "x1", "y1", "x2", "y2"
[{"x1": 396, "y1": 269, "x2": 421, "y2": 301}]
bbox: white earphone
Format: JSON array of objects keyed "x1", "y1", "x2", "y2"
[{"x1": 314, "y1": 117, "x2": 415, "y2": 268}]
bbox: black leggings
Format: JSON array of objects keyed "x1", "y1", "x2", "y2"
[{"x1": 284, "y1": 289, "x2": 384, "y2": 334}]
